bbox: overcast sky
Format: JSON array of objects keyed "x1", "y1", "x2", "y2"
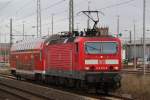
[{"x1": 0, "y1": 0, "x2": 149, "y2": 43}]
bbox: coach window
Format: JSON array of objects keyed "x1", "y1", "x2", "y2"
[{"x1": 76, "y1": 43, "x2": 79, "y2": 53}]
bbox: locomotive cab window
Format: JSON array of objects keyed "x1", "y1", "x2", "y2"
[{"x1": 85, "y1": 42, "x2": 117, "y2": 54}]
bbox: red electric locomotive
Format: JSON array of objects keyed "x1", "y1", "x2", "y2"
[{"x1": 10, "y1": 11, "x2": 122, "y2": 93}]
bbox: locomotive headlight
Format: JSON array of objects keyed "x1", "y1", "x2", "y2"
[
  {"x1": 114, "y1": 66, "x2": 119, "y2": 70},
  {"x1": 85, "y1": 67, "x2": 90, "y2": 70},
  {"x1": 85, "y1": 59, "x2": 98, "y2": 65}
]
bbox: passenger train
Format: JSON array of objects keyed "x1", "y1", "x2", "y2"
[
  {"x1": 10, "y1": 30, "x2": 122, "y2": 93},
  {"x1": 10, "y1": 11, "x2": 122, "y2": 93}
]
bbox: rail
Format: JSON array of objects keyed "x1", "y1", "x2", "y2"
[{"x1": 0, "y1": 73, "x2": 134, "y2": 100}]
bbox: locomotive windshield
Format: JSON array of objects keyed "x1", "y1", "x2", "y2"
[{"x1": 85, "y1": 42, "x2": 117, "y2": 54}]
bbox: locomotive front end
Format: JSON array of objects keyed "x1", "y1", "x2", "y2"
[
  {"x1": 80, "y1": 37, "x2": 122, "y2": 90},
  {"x1": 84, "y1": 41, "x2": 120, "y2": 71}
]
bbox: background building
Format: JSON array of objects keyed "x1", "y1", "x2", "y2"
[
  {"x1": 0, "y1": 43, "x2": 10, "y2": 63},
  {"x1": 124, "y1": 39, "x2": 150, "y2": 61}
]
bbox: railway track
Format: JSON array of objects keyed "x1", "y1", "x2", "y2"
[
  {"x1": 0, "y1": 73, "x2": 134, "y2": 100},
  {"x1": 0, "y1": 74, "x2": 52, "y2": 100},
  {"x1": 0, "y1": 82, "x2": 50, "y2": 100},
  {"x1": 122, "y1": 69, "x2": 150, "y2": 75}
]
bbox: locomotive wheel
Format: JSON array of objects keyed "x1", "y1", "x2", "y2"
[
  {"x1": 96, "y1": 86, "x2": 109, "y2": 94},
  {"x1": 16, "y1": 75, "x2": 21, "y2": 80},
  {"x1": 47, "y1": 75, "x2": 54, "y2": 84},
  {"x1": 95, "y1": 87, "x2": 101, "y2": 94},
  {"x1": 118, "y1": 81, "x2": 121, "y2": 88},
  {"x1": 58, "y1": 78, "x2": 65, "y2": 86},
  {"x1": 103, "y1": 84, "x2": 109, "y2": 95},
  {"x1": 80, "y1": 81, "x2": 89, "y2": 92},
  {"x1": 51, "y1": 76, "x2": 56, "y2": 85},
  {"x1": 55, "y1": 77, "x2": 60, "y2": 86},
  {"x1": 45, "y1": 75, "x2": 49, "y2": 84},
  {"x1": 35, "y1": 74, "x2": 42, "y2": 83},
  {"x1": 75, "y1": 80, "x2": 81, "y2": 90},
  {"x1": 67, "y1": 79, "x2": 75, "y2": 88},
  {"x1": 103, "y1": 88, "x2": 109, "y2": 95},
  {"x1": 63, "y1": 78, "x2": 68, "y2": 87},
  {"x1": 16, "y1": 75, "x2": 19, "y2": 80},
  {"x1": 80, "y1": 80, "x2": 85, "y2": 89}
]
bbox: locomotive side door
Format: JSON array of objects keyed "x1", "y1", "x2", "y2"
[
  {"x1": 74, "y1": 43, "x2": 79, "y2": 70},
  {"x1": 45, "y1": 47, "x2": 49, "y2": 71},
  {"x1": 69, "y1": 49, "x2": 73, "y2": 72}
]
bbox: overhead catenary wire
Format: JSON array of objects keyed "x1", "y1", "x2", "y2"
[
  {"x1": 0, "y1": 0, "x2": 34, "y2": 26},
  {"x1": 42, "y1": 0, "x2": 66, "y2": 11},
  {"x1": 3, "y1": 0, "x2": 135, "y2": 28},
  {"x1": 41, "y1": 0, "x2": 137, "y2": 29},
  {"x1": 0, "y1": 0, "x2": 145, "y2": 44},
  {"x1": 16, "y1": 0, "x2": 138, "y2": 28},
  {"x1": 15, "y1": 0, "x2": 67, "y2": 21},
  {"x1": 15, "y1": 0, "x2": 34, "y2": 16},
  {"x1": 0, "y1": 0, "x2": 15, "y2": 26},
  {"x1": 40, "y1": 0, "x2": 88, "y2": 28},
  {"x1": 5, "y1": 25, "x2": 23, "y2": 35},
  {"x1": 2, "y1": 0, "x2": 148, "y2": 37},
  {"x1": 0, "y1": 0, "x2": 67, "y2": 29},
  {"x1": 97, "y1": 0, "x2": 135, "y2": 10},
  {"x1": 13, "y1": 9, "x2": 68, "y2": 28},
  {"x1": 0, "y1": 0, "x2": 13, "y2": 12},
  {"x1": 42, "y1": 1, "x2": 93, "y2": 29},
  {"x1": 42, "y1": 17, "x2": 69, "y2": 27}
]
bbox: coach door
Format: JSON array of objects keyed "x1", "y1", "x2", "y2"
[
  {"x1": 16, "y1": 55, "x2": 20, "y2": 69},
  {"x1": 31, "y1": 52, "x2": 34, "y2": 71}
]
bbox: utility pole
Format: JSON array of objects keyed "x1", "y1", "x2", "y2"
[
  {"x1": 4, "y1": 33, "x2": 7, "y2": 64},
  {"x1": 69, "y1": 0, "x2": 74, "y2": 33},
  {"x1": 52, "y1": 14, "x2": 54, "y2": 35},
  {"x1": 48, "y1": 28, "x2": 50, "y2": 36},
  {"x1": 23, "y1": 22, "x2": 25, "y2": 40},
  {"x1": 37, "y1": 0, "x2": 42, "y2": 37},
  {"x1": 129, "y1": 31, "x2": 132, "y2": 43},
  {"x1": 0, "y1": 29, "x2": 2, "y2": 61},
  {"x1": 87, "y1": 1, "x2": 91, "y2": 29},
  {"x1": 9, "y1": 18, "x2": 13, "y2": 64},
  {"x1": 76, "y1": 23, "x2": 79, "y2": 31},
  {"x1": 134, "y1": 22, "x2": 136, "y2": 70},
  {"x1": 69, "y1": 0, "x2": 74, "y2": 73},
  {"x1": 124, "y1": 30, "x2": 132, "y2": 43},
  {"x1": 143, "y1": 0, "x2": 146, "y2": 75},
  {"x1": 117, "y1": 15, "x2": 120, "y2": 37},
  {"x1": 10, "y1": 18, "x2": 13, "y2": 48}
]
